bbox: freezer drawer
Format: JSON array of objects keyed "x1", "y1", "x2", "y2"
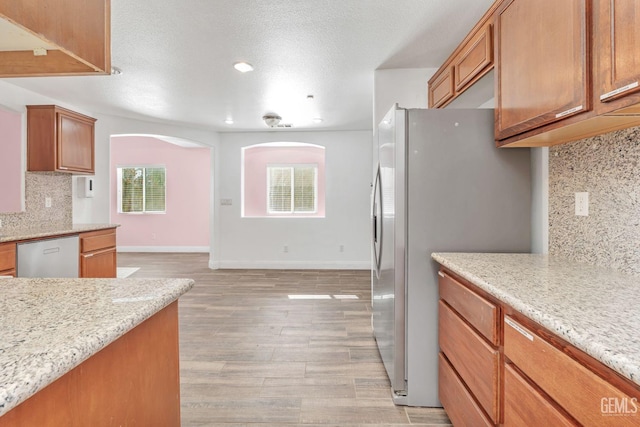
[{"x1": 17, "y1": 236, "x2": 79, "y2": 278}]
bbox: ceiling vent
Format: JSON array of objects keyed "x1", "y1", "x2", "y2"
[{"x1": 274, "y1": 123, "x2": 293, "y2": 128}]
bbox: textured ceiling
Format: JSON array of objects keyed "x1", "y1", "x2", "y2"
[{"x1": 3, "y1": 0, "x2": 494, "y2": 132}]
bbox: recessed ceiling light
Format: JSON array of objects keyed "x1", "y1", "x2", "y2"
[
  {"x1": 312, "y1": 118, "x2": 323, "y2": 123},
  {"x1": 224, "y1": 119, "x2": 234, "y2": 124},
  {"x1": 110, "y1": 66, "x2": 123, "y2": 76},
  {"x1": 233, "y1": 62, "x2": 254, "y2": 73}
]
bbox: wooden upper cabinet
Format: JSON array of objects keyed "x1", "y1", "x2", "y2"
[
  {"x1": 454, "y1": 22, "x2": 493, "y2": 92},
  {"x1": 593, "y1": 0, "x2": 640, "y2": 114},
  {"x1": 0, "y1": 0, "x2": 110, "y2": 77},
  {"x1": 428, "y1": 2, "x2": 500, "y2": 109},
  {"x1": 27, "y1": 105, "x2": 96, "y2": 174},
  {"x1": 495, "y1": 0, "x2": 590, "y2": 140},
  {"x1": 428, "y1": 67, "x2": 455, "y2": 108}
]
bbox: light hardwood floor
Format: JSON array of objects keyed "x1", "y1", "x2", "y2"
[{"x1": 118, "y1": 253, "x2": 451, "y2": 427}]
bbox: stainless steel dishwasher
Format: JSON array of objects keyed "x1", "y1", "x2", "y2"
[{"x1": 17, "y1": 235, "x2": 80, "y2": 278}]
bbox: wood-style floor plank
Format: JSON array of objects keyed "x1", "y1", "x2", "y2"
[{"x1": 118, "y1": 253, "x2": 451, "y2": 426}]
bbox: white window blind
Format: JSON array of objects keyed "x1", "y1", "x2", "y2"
[
  {"x1": 267, "y1": 165, "x2": 317, "y2": 214},
  {"x1": 117, "y1": 166, "x2": 166, "y2": 213}
]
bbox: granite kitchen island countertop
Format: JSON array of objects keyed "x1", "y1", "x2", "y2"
[
  {"x1": 431, "y1": 252, "x2": 640, "y2": 387},
  {"x1": 0, "y1": 276, "x2": 194, "y2": 417},
  {"x1": 0, "y1": 223, "x2": 119, "y2": 243}
]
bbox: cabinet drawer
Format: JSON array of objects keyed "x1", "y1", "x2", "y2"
[
  {"x1": 504, "y1": 363, "x2": 577, "y2": 426},
  {"x1": 504, "y1": 316, "x2": 639, "y2": 426},
  {"x1": 0, "y1": 243, "x2": 16, "y2": 272},
  {"x1": 439, "y1": 352, "x2": 492, "y2": 427},
  {"x1": 439, "y1": 300, "x2": 500, "y2": 423},
  {"x1": 454, "y1": 22, "x2": 493, "y2": 92},
  {"x1": 80, "y1": 229, "x2": 116, "y2": 253},
  {"x1": 439, "y1": 271, "x2": 498, "y2": 344}
]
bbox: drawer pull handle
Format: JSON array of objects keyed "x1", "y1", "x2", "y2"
[
  {"x1": 437, "y1": 271, "x2": 445, "y2": 278},
  {"x1": 600, "y1": 81, "x2": 639, "y2": 101},
  {"x1": 505, "y1": 317, "x2": 534, "y2": 341},
  {"x1": 555, "y1": 105, "x2": 583, "y2": 119}
]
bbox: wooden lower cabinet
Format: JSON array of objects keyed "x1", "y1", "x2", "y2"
[
  {"x1": 80, "y1": 247, "x2": 117, "y2": 278},
  {"x1": 437, "y1": 267, "x2": 640, "y2": 427},
  {"x1": 439, "y1": 301, "x2": 500, "y2": 422},
  {"x1": 0, "y1": 302, "x2": 181, "y2": 426},
  {"x1": 79, "y1": 228, "x2": 117, "y2": 278},
  {"x1": 439, "y1": 352, "x2": 493, "y2": 427},
  {"x1": 503, "y1": 363, "x2": 577, "y2": 426},
  {"x1": 438, "y1": 271, "x2": 501, "y2": 424},
  {"x1": 0, "y1": 242, "x2": 16, "y2": 276},
  {"x1": 504, "y1": 315, "x2": 640, "y2": 427}
]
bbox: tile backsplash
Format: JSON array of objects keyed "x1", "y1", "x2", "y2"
[
  {"x1": 549, "y1": 125, "x2": 640, "y2": 276},
  {"x1": 0, "y1": 172, "x2": 72, "y2": 230}
]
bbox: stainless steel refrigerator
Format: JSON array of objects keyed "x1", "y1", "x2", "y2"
[{"x1": 371, "y1": 106, "x2": 531, "y2": 407}]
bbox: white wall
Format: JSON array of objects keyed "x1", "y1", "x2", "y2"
[
  {"x1": 75, "y1": 113, "x2": 219, "y2": 225},
  {"x1": 215, "y1": 130, "x2": 372, "y2": 269},
  {"x1": 0, "y1": 80, "x2": 221, "y2": 259},
  {"x1": 373, "y1": 68, "x2": 437, "y2": 131}
]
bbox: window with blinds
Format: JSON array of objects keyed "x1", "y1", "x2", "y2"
[
  {"x1": 267, "y1": 165, "x2": 317, "y2": 214},
  {"x1": 117, "y1": 166, "x2": 166, "y2": 213}
]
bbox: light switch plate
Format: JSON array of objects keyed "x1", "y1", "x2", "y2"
[{"x1": 575, "y1": 192, "x2": 589, "y2": 216}]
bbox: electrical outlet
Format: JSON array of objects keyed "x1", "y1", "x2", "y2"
[
  {"x1": 339, "y1": 244, "x2": 344, "y2": 253},
  {"x1": 283, "y1": 245, "x2": 289, "y2": 253},
  {"x1": 220, "y1": 199, "x2": 233, "y2": 206},
  {"x1": 575, "y1": 192, "x2": 589, "y2": 216},
  {"x1": 45, "y1": 197, "x2": 52, "y2": 208}
]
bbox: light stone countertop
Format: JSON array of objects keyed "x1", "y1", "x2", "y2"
[
  {"x1": 431, "y1": 252, "x2": 640, "y2": 387},
  {"x1": 0, "y1": 223, "x2": 119, "y2": 243},
  {"x1": 0, "y1": 277, "x2": 194, "y2": 417}
]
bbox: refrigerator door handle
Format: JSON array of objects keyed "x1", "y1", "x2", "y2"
[{"x1": 372, "y1": 164, "x2": 383, "y2": 278}]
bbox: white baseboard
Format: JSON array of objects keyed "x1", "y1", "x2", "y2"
[
  {"x1": 208, "y1": 260, "x2": 220, "y2": 270},
  {"x1": 216, "y1": 260, "x2": 371, "y2": 270},
  {"x1": 117, "y1": 246, "x2": 209, "y2": 253}
]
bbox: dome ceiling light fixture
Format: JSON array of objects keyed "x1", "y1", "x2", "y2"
[
  {"x1": 262, "y1": 114, "x2": 282, "y2": 127},
  {"x1": 233, "y1": 61, "x2": 254, "y2": 73}
]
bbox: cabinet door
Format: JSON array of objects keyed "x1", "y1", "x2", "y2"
[
  {"x1": 428, "y1": 67, "x2": 454, "y2": 108},
  {"x1": 496, "y1": 0, "x2": 590, "y2": 139},
  {"x1": 504, "y1": 316, "x2": 640, "y2": 427},
  {"x1": 594, "y1": 0, "x2": 640, "y2": 113},
  {"x1": 57, "y1": 112, "x2": 95, "y2": 173},
  {"x1": 81, "y1": 248, "x2": 117, "y2": 278},
  {"x1": 0, "y1": 243, "x2": 16, "y2": 273},
  {"x1": 504, "y1": 363, "x2": 578, "y2": 426},
  {"x1": 454, "y1": 22, "x2": 493, "y2": 93}
]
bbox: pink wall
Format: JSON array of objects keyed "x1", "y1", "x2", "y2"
[
  {"x1": 243, "y1": 144, "x2": 325, "y2": 217},
  {"x1": 110, "y1": 136, "x2": 210, "y2": 248},
  {"x1": 0, "y1": 108, "x2": 22, "y2": 213}
]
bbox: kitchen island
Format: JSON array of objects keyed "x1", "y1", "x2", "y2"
[
  {"x1": 0, "y1": 276, "x2": 194, "y2": 426},
  {"x1": 432, "y1": 252, "x2": 640, "y2": 426}
]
